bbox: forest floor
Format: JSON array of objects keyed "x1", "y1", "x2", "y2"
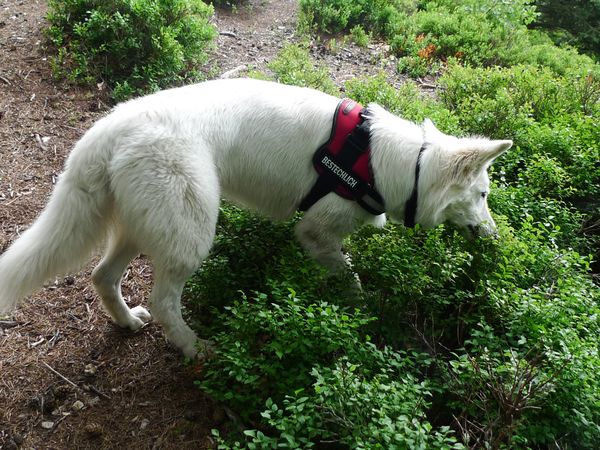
[{"x1": 0, "y1": 1, "x2": 408, "y2": 448}]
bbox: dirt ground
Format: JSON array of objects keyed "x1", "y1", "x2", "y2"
[{"x1": 0, "y1": 1, "x2": 407, "y2": 448}]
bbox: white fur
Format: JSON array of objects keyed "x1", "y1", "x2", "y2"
[{"x1": 0, "y1": 78, "x2": 511, "y2": 357}]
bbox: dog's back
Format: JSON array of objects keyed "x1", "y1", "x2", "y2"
[{"x1": 98, "y1": 78, "x2": 338, "y2": 218}]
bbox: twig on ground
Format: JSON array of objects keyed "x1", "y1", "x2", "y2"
[
  {"x1": 0, "y1": 320, "x2": 19, "y2": 329},
  {"x1": 219, "y1": 65, "x2": 248, "y2": 79},
  {"x1": 87, "y1": 384, "x2": 111, "y2": 400},
  {"x1": 42, "y1": 361, "x2": 79, "y2": 389},
  {"x1": 30, "y1": 337, "x2": 45, "y2": 348},
  {"x1": 219, "y1": 31, "x2": 237, "y2": 38}
]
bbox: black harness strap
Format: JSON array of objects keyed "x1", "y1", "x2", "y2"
[
  {"x1": 297, "y1": 166, "x2": 337, "y2": 213},
  {"x1": 404, "y1": 141, "x2": 427, "y2": 228}
]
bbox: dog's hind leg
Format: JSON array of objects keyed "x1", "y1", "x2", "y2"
[
  {"x1": 92, "y1": 233, "x2": 151, "y2": 330},
  {"x1": 109, "y1": 140, "x2": 220, "y2": 357},
  {"x1": 146, "y1": 211, "x2": 217, "y2": 358},
  {"x1": 148, "y1": 265, "x2": 210, "y2": 359}
]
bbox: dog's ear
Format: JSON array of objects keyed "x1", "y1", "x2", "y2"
[
  {"x1": 480, "y1": 140, "x2": 512, "y2": 165},
  {"x1": 449, "y1": 140, "x2": 512, "y2": 183},
  {"x1": 423, "y1": 119, "x2": 446, "y2": 140}
]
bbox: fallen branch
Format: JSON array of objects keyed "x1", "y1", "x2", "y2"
[{"x1": 219, "y1": 65, "x2": 248, "y2": 79}]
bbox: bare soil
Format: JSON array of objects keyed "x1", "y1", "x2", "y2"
[{"x1": 0, "y1": 1, "x2": 406, "y2": 448}]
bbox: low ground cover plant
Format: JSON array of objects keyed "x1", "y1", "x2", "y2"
[
  {"x1": 187, "y1": 42, "x2": 599, "y2": 448},
  {"x1": 191, "y1": 207, "x2": 599, "y2": 448}
]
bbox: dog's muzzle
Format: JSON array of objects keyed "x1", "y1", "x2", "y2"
[{"x1": 468, "y1": 223, "x2": 498, "y2": 239}]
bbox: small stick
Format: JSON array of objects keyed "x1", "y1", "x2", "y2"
[
  {"x1": 220, "y1": 65, "x2": 247, "y2": 79},
  {"x1": 88, "y1": 384, "x2": 111, "y2": 400},
  {"x1": 0, "y1": 320, "x2": 19, "y2": 329},
  {"x1": 30, "y1": 337, "x2": 45, "y2": 348},
  {"x1": 219, "y1": 31, "x2": 237, "y2": 38},
  {"x1": 42, "y1": 361, "x2": 79, "y2": 389}
]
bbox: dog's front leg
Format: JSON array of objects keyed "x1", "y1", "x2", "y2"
[{"x1": 295, "y1": 211, "x2": 361, "y2": 289}]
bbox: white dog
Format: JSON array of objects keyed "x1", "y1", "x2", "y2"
[{"x1": 0, "y1": 78, "x2": 511, "y2": 358}]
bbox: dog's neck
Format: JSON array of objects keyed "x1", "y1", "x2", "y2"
[{"x1": 365, "y1": 105, "x2": 432, "y2": 226}]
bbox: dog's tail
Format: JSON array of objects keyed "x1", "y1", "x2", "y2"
[{"x1": 0, "y1": 133, "x2": 111, "y2": 316}]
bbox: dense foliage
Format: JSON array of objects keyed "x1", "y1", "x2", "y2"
[
  {"x1": 534, "y1": 0, "x2": 600, "y2": 57},
  {"x1": 300, "y1": 0, "x2": 599, "y2": 77},
  {"x1": 46, "y1": 0, "x2": 216, "y2": 100},
  {"x1": 187, "y1": 2, "x2": 599, "y2": 448}
]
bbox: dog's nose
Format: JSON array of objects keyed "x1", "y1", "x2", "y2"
[{"x1": 469, "y1": 223, "x2": 498, "y2": 239}]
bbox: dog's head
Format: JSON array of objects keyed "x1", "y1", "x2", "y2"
[{"x1": 415, "y1": 120, "x2": 512, "y2": 238}]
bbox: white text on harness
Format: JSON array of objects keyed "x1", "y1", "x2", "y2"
[{"x1": 321, "y1": 155, "x2": 358, "y2": 189}]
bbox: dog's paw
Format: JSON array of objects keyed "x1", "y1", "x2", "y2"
[
  {"x1": 131, "y1": 305, "x2": 152, "y2": 323},
  {"x1": 180, "y1": 338, "x2": 216, "y2": 361},
  {"x1": 196, "y1": 339, "x2": 216, "y2": 361},
  {"x1": 119, "y1": 306, "x2": 152, "y2": 331}
]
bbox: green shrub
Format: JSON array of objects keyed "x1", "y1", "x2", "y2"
[
  {"x1": 46, "y1": 0, "x2": 216, "y2": 100},
  {"x1": 193, "y1": 202, "x2": 599, "y2": 448},
  {"x1": 344, "y1": 73, "x2": 462, "y2": 134},
  {"x1": 391, "y1": 8, "x2": 523, "y2": 71},
  {"x1": 437, "y1": 64, "x2": 600, "y2": 213},
  {"x1": 302, "y1": 0, "x2": 599, "y2": 78},
  {"x1": 199, "y1": 288, "x2": 462, "y2": 448},
  {"x1": 197, "y1": 292, "x2": 374, "y2": 416},
  {"x1": 266, "y1": 44, "x2": 338, "y2": 95},
  {"x1": 218, "y1": 355, "x2": 462, "y2": 449},
  {"x1": 299, "y1": 0, "x2": 417, "y2": 36},
  {"x1": 350, "y1": 24, "x2": 370, "y2": 47},
  {"x1": 348, "y1": 218, "x2": 600, "y2": 448},
  {"x1": 439, "y1": 63, "x2": 599, "y2": 126}
]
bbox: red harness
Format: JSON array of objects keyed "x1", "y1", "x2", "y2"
[{"x1": 298, "y1": 99, "x2": 385, "y2": 215}]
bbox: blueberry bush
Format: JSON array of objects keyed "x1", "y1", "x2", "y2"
[{"x1": 188, "y1": 5, "x2": 599, "y2": 446}]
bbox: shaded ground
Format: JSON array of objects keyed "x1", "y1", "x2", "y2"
[{"x1": 0, "y1": 1, "x2": 406, "y2": 448}]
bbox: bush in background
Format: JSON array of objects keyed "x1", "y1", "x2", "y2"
[
  {"x1": 46, "y1": 0, "x2": 216, "y2": 100},
  {"x1": 300, "y1": 0, "x2": 599, "y2": 78},
  {"x1": 266, "y1": 44, "x2": 338, "y2": 95},
  {"x1": 534, "y1": 0, "x2": 600, "y2": 57}
]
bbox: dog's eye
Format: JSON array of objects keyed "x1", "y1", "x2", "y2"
[{"x1": 481, "y1": 191, "x2": 487, "y2": 199}]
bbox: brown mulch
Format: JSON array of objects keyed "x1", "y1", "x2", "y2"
[
  {"x1": 0, "y1": 0, "x2": 221, "y2": 447},
  {"x1": 0, "y1": 1, "x2": 408, "y2": 448}
]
